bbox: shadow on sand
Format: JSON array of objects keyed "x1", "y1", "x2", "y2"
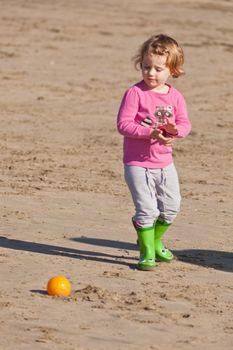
[
  {"x1": 72, "y1": 237, "x2": 233, "y2": 272},
  {"x1": 71, "y1": 236, "x2": 137, "y2": 251},
  {"x1": 173, "y1": 249, "x2": 233, "y2": 273},
  {"x1": 1, "y1": 236, "x2": 232, "y2": 272},
  {"x1": 0, "y1": 236, "x2": 136, "y2": 268}
]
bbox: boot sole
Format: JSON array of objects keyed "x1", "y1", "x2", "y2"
[
  {"x1": 137, "y1": 265, "x2": 155, "y2": 271},
  {"x1": 156, "y1": 257, "x2": 173, "y2": 263}
]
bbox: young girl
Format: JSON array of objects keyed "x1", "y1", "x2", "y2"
[{"x1": 117, "y1": 34, "x2": 191, "y2": 271}]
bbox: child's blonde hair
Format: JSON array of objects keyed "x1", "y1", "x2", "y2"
[{"x1": 133, "y1": 34, "x2": 184, "y2": 78}]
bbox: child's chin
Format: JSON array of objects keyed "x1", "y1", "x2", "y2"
[{"x1": 146, "y1": 82, "x2": 158, "y2": 89}]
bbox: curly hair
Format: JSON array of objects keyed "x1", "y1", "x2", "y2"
[{"x1": 133, "y1": 34, "x2": 184, "y2": 78}]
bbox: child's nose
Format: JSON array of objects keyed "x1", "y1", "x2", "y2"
[{"x1": 148, "y1": 67, "x2": 156, "y2": 75}]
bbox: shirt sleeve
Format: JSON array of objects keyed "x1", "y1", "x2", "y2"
[
  {"x1": 175, "y1": 93, "x2": 192, "y2": 138},
  {"x1": 117, "y1": 87, "x2": 152, "y2": 139}
]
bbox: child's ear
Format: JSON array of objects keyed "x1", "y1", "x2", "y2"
[{"x1": 140, "y1": 62, "x2": 142, "y2": 69}]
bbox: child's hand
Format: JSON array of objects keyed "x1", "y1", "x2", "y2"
[
  {"x1": 162, "y1": 118, "x2": 178, "y2": 135},
  {"x1": 150, "y1": 129, "x2": 173, "y2": 146}
]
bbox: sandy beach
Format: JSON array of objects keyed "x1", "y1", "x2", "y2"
[{"x1": 0, "y1": 0, "x2": 232, "y2": 349}]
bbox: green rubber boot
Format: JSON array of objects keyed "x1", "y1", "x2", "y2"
[
  {"x1": 136, "y1": 226, "x2": 156, "y2": 271},
  {"x1": 154, "y1": 221, "x2": 174, "y2": 262}
]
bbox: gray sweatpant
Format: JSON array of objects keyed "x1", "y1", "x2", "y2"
[{"x1": 124, "y1": 163, "x2": 181, "y2": 228}]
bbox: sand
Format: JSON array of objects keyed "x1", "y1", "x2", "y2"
[{"x1": 0, "y1": 0, "x2": 232, "y2": 349}]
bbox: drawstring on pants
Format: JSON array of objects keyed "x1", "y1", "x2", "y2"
[
  {"x1": 161, "y1": 168, "x2": 166, "y2": 186},
  {"x1": 145, "y1": 168, "x2": 154, "y2": 197}
]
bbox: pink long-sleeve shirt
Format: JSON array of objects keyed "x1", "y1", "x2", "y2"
[{"x1": 117, "y1": 80, "x2": 191, "y2": 168}]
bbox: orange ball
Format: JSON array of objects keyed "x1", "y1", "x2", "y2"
[{"x1": 47, "y1": 276, "x2": 71, "y2": 297}]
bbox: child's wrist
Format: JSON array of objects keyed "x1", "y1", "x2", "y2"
[{"x1": 150, "y1": 128, "x2": 161, "y2": 139}]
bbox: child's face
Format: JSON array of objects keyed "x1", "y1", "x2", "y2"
[{"x1": 141, "y1": 53, "x2": 171, "y2": 90}]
